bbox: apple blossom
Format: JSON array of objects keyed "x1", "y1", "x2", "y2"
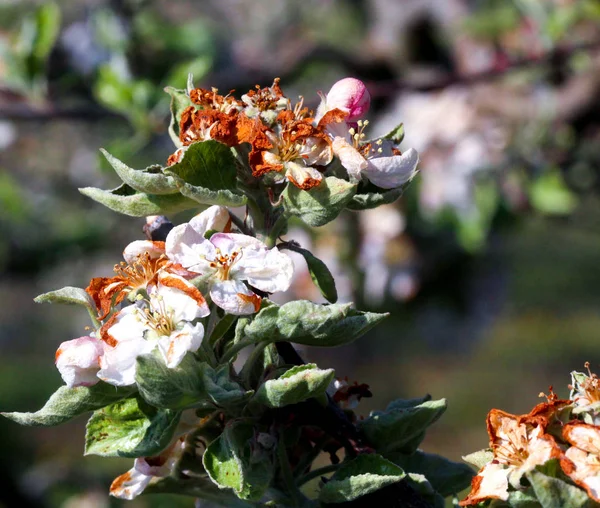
[
  {"x1": 55, "y1": 335, "x2": 104, "y2": 388},
  {"x1": 561, "y1": 422, "x2": 600, "y2": 502},
  {"x1": 166, "y1": 227, "x2": 293, "y2": 315},
  {"x1": 98, "y1": 272, "x2": 209, "y2": 386},
  {"x1": 315, "y1": 77, "x2": 371, "y2": 123}
]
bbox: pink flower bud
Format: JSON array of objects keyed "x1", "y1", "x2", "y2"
[
  {"x1": 325, "y1": 77, "x2": 371, "y2": 121},
  {"x1": 55, "y1": 336, "x2": 103, "y2": 388}
]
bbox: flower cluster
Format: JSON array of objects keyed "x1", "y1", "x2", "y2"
[
  {"x1": 168, "y1": 77, "x2": 419, "y2": 191},
  {"x1": 57, "y1": 205, "x2": 294, "y2": 389},
  {"x1": 461, "y1": 363, "x2": 600, "y2": 505}
]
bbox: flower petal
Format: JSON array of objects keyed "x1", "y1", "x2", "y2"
[
  {"x1": 188, "y1": 206, "x2": 231, "y2": 236},
  {"x1": 210, "y1": 280, "x2": 261, "y2": 315},
  {"x1": 166, "y1": 223, "x2": 217, "y2": 274},
  {"x1": 97, "y1": 337, "x2": 153, "y2": 386},
  {"x1": 285, "y1": 161, "x2": 323, "y2": 190},
  {"x1": 332, "y1": 136, "x2": 367, "y2": 180},
  {"x1": 237, "y1": 248, "x2": 294, "y2": 293},
  {"x1": 155, "y1": 271, "x2": 210, "y2": 320},
  {"x1": 157, "y1": 322, "x2": 204, "y2": 368},
  {"x1": 123, "y1": 240, "x2": 165, "y2": 264},
  {"x1": 363, "y1": 147, "x2": 419, "y2": 189},
  {"x1": 55, "y1": 336, "x2": 103, "y2": 388},
  {"x1": 459, "y1": 463, "x2": 509, "y2": 506},
  {"x1": 110, "y1": 467, "x2": 152, "y2": 500}
]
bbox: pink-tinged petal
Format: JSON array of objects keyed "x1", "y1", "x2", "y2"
[
  {"x1": 285, "y1": 161, "x2": 323, "y2": 190},
  {"x1": 157, "y1": 322, "x2": 204, "y2": 368},
  {"x1": 110, "y1": 467, "x2": 152, "y2": 500},
  {"x1": 106, "y1": 306, "x2": 148, "y2": 343},
  {"x1": 364, "y1": 148, "x2": 420, "y2": 189},
  {"x1": 188, "y1": 206, "x2": 231, "y2": 236},
  {"x1": 97, "y1": 337, "x2": 153, "y2": 386},
  {"x1": 210, "y1": 232, "x2": 265, "y2": 253},
  {"x1": 210, "y1": 280, "x2": 261, "y2": 315},
  {"x1": 55, "y1": 336, "x2": 103, "y2": 388},
  {"x1": 459, "y1": 463, "x2": 509, "y2": 506},
  {"x1": 323, "y1": 77, "x2": 370, "y2": 122},
  {"x1": 301, "y1": 137, "x2": 333, "y2": 167},
  {"x1": 166, "y1": 223, "x2": 211, "y2": 268},
  {"x1": 332, "y1": 137, "x2": 367, "y2": 180},
  {"x1": 135, "y1": 439, "x2": 186, "y2": 477},
  {"x1": 155, "y1": 272, "x2": 210, "y2": 320},
  {"x1": 123, "y1": 240, "x2": 165, "y2": 264},
  {"x1": 239, "y1": 248, "x2": 294, "y2": 293}
]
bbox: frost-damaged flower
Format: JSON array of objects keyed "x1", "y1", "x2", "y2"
[
  {"x1": 86, "y1": 240, "x2": 167, "y2": 319},
  {"x1": 326, "y1": 377, "x2": 372, "y2": 410},
  {"x1": 55, "y1": 335, "x2": 104, "y2": 388},
  {"x1": 331, "y1": 119, "x2": 419, "y2": 189},
  {"x1": 249, "y1": 108, "x2": 333, "y2": 190},
  {"x1": 166, "y1": 224, "x2": 293, "y2": 315},
  {"x1": 111, "y1": 438, "x2": 186, "y2": 500},
  {"x1": 460, "y1": 409, "x2": 562, "y2": 506},
  {"x1": 315, "y1": 77, "x2": 371, "y2": 124},
  {"x1": 570, "y1": 363, "x2": 600, "y2": 424},
  {"x1": 241, "y1": 78, "x2": 289, "y2": 125},
  {"x1": 98, "y1": 272, "x2": 209, "y2": 386},
  {"x1": 561, "y1": 422, "x2": 600, "y2": 502}
]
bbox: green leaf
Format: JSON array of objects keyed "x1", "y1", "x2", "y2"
[
  {"x1": 282, "y1": 176, "x2": 356, "y2": 227},
  {"x1": 144, "y1": 476, "x2": 253, "y2": 506},
  {"x1": 2, "y1": 383, "x2": 134, "y2": 426},
  {"x1": 171, "y1": 175, "x2": 248, "y2": 207},
  {"x1": 359, "y1": 399, "x2": 447, "y2": 454},
  {"x1": 500, "y1": 489, "x2": 542, "y2": 507},
  {"x1": 388, "y1": 450, "x2": 474, "y2": 497},
  {"x1": 526, "y1": 469, "x2": 593, "y2": 508},
  {"x1": 85, "y1": 397, "x2": 180, "y2": 458},
  {"x1": 381, "y1": 122, "x2": 405, "y2": 144},
  {"x1": 462, "y1": 449, "x2": 494, "y2": 470},
  {"x1": 79, "y1": 183, "x2": 199, "y2": 216},
  {"x1": 286, "y1": 245, "x2": 338, "y2": 303},
  {"x1": 241, "y1": 300, "x2": 387, "y2": 348},
  {"x1": 34, "y1": 286, "x2": 95, "y2": 312},
  {"x1": 406, "y1": 473, "x2": 445, "y2": 508},
  {"x1": 31, "y1": 3, "x2": 60, "y2": 62},
  {"x1": 100, "y1": 149, "x2": 178, "y2": 195},
  {"x1": 346, "y1": 187, "x2": 403, "y2": 211},
  {"x1": 136, "y1": 353, "x2": 251, "y2": 410},
  {"x1": 254, "y1": 364, "x2": 335, "y2": 408},
  {"x1": 203, "y1": 421, "x2": 273, "y2": 501},
  {"x1": 386, "y1": 395, "x2": 432, "y2": 411},
  {"x1": 167, "y1": 140, "x2": 237, "y2": 191},
  {"x1": 319, "y1": 454, "x2": 406, "y2": 504},
  {"x1": 165, "y1": 86, "x2": 193, "y2": 147},
  {"x1": 529, "y1": 170, "x2": 578, "y2": 215}
]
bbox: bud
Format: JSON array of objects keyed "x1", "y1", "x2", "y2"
[
  {"x1": 324, "y1": 77, "x2": 371, "y2": 121},
  {"x1": 55, "y1": 336, "x2": 103, "y2": 388}
]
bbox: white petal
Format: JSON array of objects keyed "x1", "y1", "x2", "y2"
[
  {"x1": 157, "y1": 322, "x2": 204, "y2": 368},
  {"x1": 55, "y1": 336, "x2": 103, "y2": 388},
  {"x1": 210, "y1": 280, "x2": 261, "y2": 315},
  {"x1": 97, "y1": 337, "x2": 153, "y2": 386},
  {"x1": 189, "y1": 206, "x2": 231, "y2": 236},
  {"x1": 154, "y1": 272, "x2": 210, "y2": 321},
  {"x1": 332, "y1": 137, "x2": 368, "y2": 180},
  {"x1": 301, "y1": 138, "x2": 333, "y2": 166},
  {"x1": 123, "y1": 240, "x2": 165, "y2": 264},
  {"x1": 211, "y1": 232, "x2": 265, "y2": 253},
  {"x1": 468, "y1": 463, "x2": 510, "y2": 503},
  {"x1": 110, "y1": 467, "x2": 152, "y2": 500},
  {"x1": 285, "y1": 161, "x2": 323, "y2": 189},
  {"x1": 238, "y1": 248, "x2": 294, "y2": 293},
  {"x1": 165, "y1": 223, "x2": 216, "y2": 273},
  {"x1": 106, "y1": 306, "x2": 148, "y2": 343},
  {"x1": 364, "y1": 148, "x2": 419, "y2": 189}
]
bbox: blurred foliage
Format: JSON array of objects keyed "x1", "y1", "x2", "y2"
[{"x1": 1, "y1": 0, "x2": 600, "y2": 506}]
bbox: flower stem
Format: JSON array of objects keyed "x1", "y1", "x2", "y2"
[
  {"x1": 219, "y1": 336, "x2": 258, "y2": 364},
  {"x1": 240, "y1": 341, "x2": 269, "y2": 388},
  {"x1": 295, "y1": 463, "x2": 340, "y2": 487}
]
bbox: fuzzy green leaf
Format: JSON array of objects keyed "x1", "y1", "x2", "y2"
[
  {"x1": 85, "y1": 397, "x2": 180, "y2": 458},
  {"x1": 462, "y1": 449, "x2": 494, "y2": 470},
  {"x1": 282, "y1": 176, "x2": 356, "y2": 227},
  {"x1": 144, "y1": 476, "x2": 253, "y2": 506},
  {"x1": 359, "y1": 399, "x2": 447, "y2": 454},
  {"x1": 254, "y1": 364, "x2": 335, "y2": 408},
  {"x1": 34, "y1": 286, "x2": 95, "y2": 311},
  {"x1": 286, "y1": 245, "x2": 338, "y2": 303},
  {"x1": 172, "y1": 176, "x2": 248, "y2": 207},
  {"x1": 203, "y1": 421, "x2": 273, "y2": 501},
  {"x1": 164, "y1": 86, "x2": 194, "y2": 148},
  {"x1": 136, "y1": 353, "x2": 251, "y2": 410},
  {"x1": 527, "y1": 469, "x2": 593, "y2": 508},
  {"x1": 319, "y1": 454, "x2": 406, "y2": 504},
  {"x1": 346, "y1": 187, "x2": 403, "y2": 211},
  {"x1": 241, "y1": 300, "x2": 387, "y2": 348},
  {"x1": 388, "y1": 450, "x2": 474, "y2": 497},
  {"x1": 2, "y1": 383, "x2": 134, "y2": 426},
  {"x1": 100, "y1": 148, "x2": 178, "y2": 195},
  {"x1": 381, "y1": 122, "x2": 405, "y2": 144},
  {"x1": 79, "y1": 183, "x2": 199, "y2": 216}
]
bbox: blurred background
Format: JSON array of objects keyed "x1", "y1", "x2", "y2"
[{"x1": 1, "y1": 0, "x2": 600, "y2": 506}]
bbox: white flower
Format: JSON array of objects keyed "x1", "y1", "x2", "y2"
[
  {"x1": 55, "y1": 335, "x2": 104, "y2": 388},
  {"x1": 562, "y1": 422, "x2": 600, "y2": 503},
  {"x1": 110, "y1": 439, "x2": 186, "y2": 500},
  {"x1": 98, "y1": 272, "x2": 210, "y2": 386},
  {"x1": 331, "y1": 120, "x2": 419, "y2": 189},
  {"x1": 166, "y1": 227, "x2": 293, "y2": 315}
]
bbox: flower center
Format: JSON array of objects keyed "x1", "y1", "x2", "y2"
[
  {"x1": 208, "y1": 247, "x2": 242, "y2": 281},
  {"x1": 494, "y1": 429, "x2": 530, "y2": 467},
  {"x1": 137, "y1": 295, "x2": 177, "y2": 337},
  {"x1": 114, "y1": 253, "x2": 165, "y2": 290}
]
